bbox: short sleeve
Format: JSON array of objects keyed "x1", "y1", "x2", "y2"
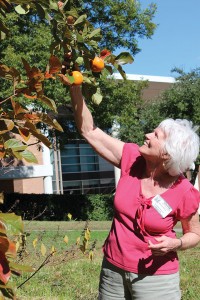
[
  {"x1": 120, "y1": 143, "x2": 140, "y2": 176},
  {"x1": 176, "y1": 186, "x2": 200, "y2": 220}
]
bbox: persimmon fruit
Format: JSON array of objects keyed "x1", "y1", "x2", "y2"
[
  {"x1": 72, "y1": 71, "x2": 83, "y2": 85},
  {"x1": 91, "y1": 57, "x2": 105, "y2": 72}
]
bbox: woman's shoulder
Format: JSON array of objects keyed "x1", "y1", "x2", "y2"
[
  {"x1": 120, "y1": 143, "x2": 141, "y2": 174},
  {"x1": 174, "y1": 176, "x2": 200, "y2": 219}
]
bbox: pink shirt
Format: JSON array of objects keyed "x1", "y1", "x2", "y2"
[{"x1": 103, "y1": 143, "x2": 200, "y2": 275}]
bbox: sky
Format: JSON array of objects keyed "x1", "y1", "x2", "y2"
[{"x1": 122, "y1": 0, "x2": 200, "y2": 77}]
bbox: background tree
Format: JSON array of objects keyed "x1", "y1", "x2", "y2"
[
  {"x1": 141, "y1": 68, "x2": 200, "y2": 184},
  {"x1": 80, "y1": 0, "x2": 157, "y2": 55}
]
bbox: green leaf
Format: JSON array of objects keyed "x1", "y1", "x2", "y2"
[
  {"x1": 14, "y1": 5, "x2": 30, "y2": 15},
  {"x1": 49, "y1": 0, "x2": 59, "y2": 11},
  {"x1": 75, "y1": 57, "x2": 84, "y2": 66},
  {"x1": 4, "y1": 139, "x2": 27, "y2": 151},
  {"x1": 88, "y1": 28, "x2": 102, "y2": 40},
  {"x1": 114, "y1": 64, "x2": 127, "y2": 80},
  {"x1": 34, "y1": 2, "x2": 51, "y2": 22},
  {"x1": 0, "y1": 213, "x2": 24, "y2": 235},
  {"x1": 38, "y1": 95, "x2": 57, "y2": 112},
  {"x1": 9, "y1": 262, "x2": 35, "y2": 273},
  {"x1": 12, "y1": 150, "x2": 22, "y2": 160},
  {"x1": 114, "y1": 52, "x2": 134, "y2": 65},
  {"x1": 18, "y1": 149, "x2": 38, "y2": 164},
  {"x1": 74, "y1": 14, "x2": 87, "y2": 26},
  {"x1": 92, "y1": 88, "x2": 103, "y2": 105},
  {"x1": 0, "y1": 19, "x2": 9, "y2": 35}
]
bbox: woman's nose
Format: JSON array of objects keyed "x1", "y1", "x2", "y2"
[{"x1": 145, "y1": 133, "x2": 152, "y2": 139}]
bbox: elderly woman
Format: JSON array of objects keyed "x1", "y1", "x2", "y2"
[{"x1": 69, "y1": 85, "x2": 200, "y2": 300}]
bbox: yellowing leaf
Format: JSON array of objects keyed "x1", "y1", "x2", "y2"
[
  {"x1": 84, "y1": 228, "x2": 90, "y2": 240},
  {"x1": 76, "y1": 237, "x2": 80, "y2": 245},
  {"x1": 41, "y1": 243, "x2": 46, "y2": 256},
  {"x1": 63, "y1": 235, "x2": 69, "y2": 244},
  {"x1": 89, "y1": 250, "x2": 94, "y2": 261},
  {"x1": 32, "y1": 238, "x2": 38, "y2": 249},
  {"x1": 15, "y1": 241, "x2": 20, "y2": 252},
  {"x1": 67, "y1": 213, "x2": 72, "y2": 220},
  {"x1": 51, "y1": 246, "x2": 56, "y2": 255}
]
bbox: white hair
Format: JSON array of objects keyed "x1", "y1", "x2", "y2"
[{"x1": 158, "y1": 119, "x2": 200, "y2": 176}]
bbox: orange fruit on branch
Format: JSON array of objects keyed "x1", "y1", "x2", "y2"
[
  {"x1": 72, "y1": 71, "x2": 83, "y2": 85},
  {"x1": 91, "y1": 57, "x2": 105, "y2": 72}
]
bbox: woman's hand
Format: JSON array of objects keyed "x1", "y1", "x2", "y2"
[{"x1": 148, "y1": 236, "x2": 181, "y2": 256}]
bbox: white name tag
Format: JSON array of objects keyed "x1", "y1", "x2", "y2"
[{"x1": 152, "y1": 195, "x2": 172, "y2": 218}]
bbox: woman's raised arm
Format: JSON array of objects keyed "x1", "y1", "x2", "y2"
[{"x1": 70, "y1": 85, "x2": 124, "y2": 168}]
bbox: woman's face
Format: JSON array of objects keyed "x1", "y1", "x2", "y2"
[{"x1": 139, "y1": 127, "x2": 167, "y2": 162}]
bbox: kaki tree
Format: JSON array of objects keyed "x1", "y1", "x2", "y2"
[{"x1": 0, "y1": 0, "x2": 134, "y2": 163}]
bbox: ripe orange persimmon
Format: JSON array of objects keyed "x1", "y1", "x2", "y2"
[
  {"x1": 72, "y1": 71, "x2": 83, "y2": 85},
  {"x1": 91, "y1": 57, "x2": 105, "y2": 72}
]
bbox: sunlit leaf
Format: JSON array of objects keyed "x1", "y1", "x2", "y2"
[
  {"x1": 49, "y1": 0, "x2": 59, "y2": 11},
  {"x1": 14, "y1": 4, "x2": 30, "y2": 14},
  {"x1": 41, "y1": 243, "x2": 46, "y2": 257},
  {"x1": 18, "y1": 149, "x2": 38, "y2": 164},
  {"x1": 114, "y1": 52, "x2": 134, "y2": 65},
  {"x1": 0, "y1": 213, "x2": 24, "y2": 236},
  {"x1": 4, "y1": 139, "x2": 27, "y2": 151}
]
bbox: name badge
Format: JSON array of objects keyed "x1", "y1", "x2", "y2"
[{"x1": 152, "y1": 195, "x2": 172, "y2": 218}]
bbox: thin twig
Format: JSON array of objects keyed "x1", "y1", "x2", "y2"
[
  {"x1": 0, "y1": 94, "x2": 16, "y2": 105},
  {"x1": 17, "y1": 252, "x2": 55, "y2": 289}
]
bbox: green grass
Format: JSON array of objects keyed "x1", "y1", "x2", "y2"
[{"x1": 13, "y1": 221, "x2": 200, "y2": 300}]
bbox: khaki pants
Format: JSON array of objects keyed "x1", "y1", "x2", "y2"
[{"x1": 98, "y1": 257, "x2": 181, "y2": 300}]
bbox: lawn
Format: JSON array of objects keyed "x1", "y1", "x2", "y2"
[{"x1": 13, "y1": 221, "x2": 200, "y2": 300}]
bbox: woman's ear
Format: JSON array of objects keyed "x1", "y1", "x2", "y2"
[{"x1": 161, "y1": 151, "x2": 170, "y2": 161}]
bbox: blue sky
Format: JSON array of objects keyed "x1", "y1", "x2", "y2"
[{"x1": 122, "y1": 0, "x2": 200, "y2": 77}]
